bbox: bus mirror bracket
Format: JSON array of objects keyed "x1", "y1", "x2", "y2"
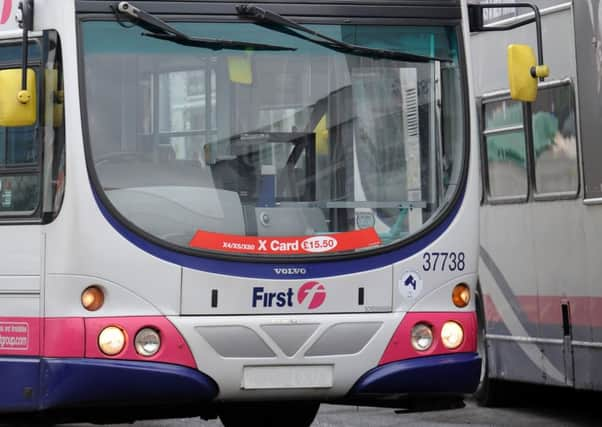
[
  {"x1": 467, "y1": 2, "x2": 549, "y2": 101},
  {"x1": 17, "y1": 0, "x2": 34, "y2": 104},
  {"x1": 0, "y1": 1, "x2": 37, "y2": 127}
]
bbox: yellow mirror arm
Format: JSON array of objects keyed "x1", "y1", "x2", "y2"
[{"x1": 531, "y1": 65, "x2": 550, "y2": 80}]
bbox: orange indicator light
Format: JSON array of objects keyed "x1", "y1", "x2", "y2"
[
  {"x1": 452, "y1": 283, "x2": 471, "y2": 308},
  {"x1": 81, "y1": 285, "x2": 105, "y2": 311}
]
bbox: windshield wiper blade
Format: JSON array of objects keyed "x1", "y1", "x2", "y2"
[
  {"x1": 116, "y1": 2, "x2": 296, "y2": 52},
  {"x1": 236, "y1": 4, "x2": 451, "y2": 62}
]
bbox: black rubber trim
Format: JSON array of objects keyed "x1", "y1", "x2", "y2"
[{"x1": 76, "y1": 1, "x2": 461, "y2": 19}]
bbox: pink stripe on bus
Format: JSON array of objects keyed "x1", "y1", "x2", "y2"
[
  {"x1": 0, "y1": 317, "x2": 40, "y2": 356},
  {"x1": 85, "y1": 316, "x2": 197, "y2": 369},
  {"x1": 43, "y1": 317, "x2": 85, "y2": 357},
  {"x1": 0, "y1": 316, "x2": 196, "y2": 370},
  {"x1": 0, "y1": 0, "x2": 11, "y2": 25},
  {"x1": 379, "y1": 312, "x2": 477, "y2": 366}
]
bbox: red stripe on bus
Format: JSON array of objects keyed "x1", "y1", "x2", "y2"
[
  {"x1": 483, "y1": 295, "x2": 602, "y2": 327},
  {"x1": 483, "y1": 294, "x2": 502, "y2": 323},
  {"x1": 523, "y1": 296, "x2": 602, "y2": 326}
]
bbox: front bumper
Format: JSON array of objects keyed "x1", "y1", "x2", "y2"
[
  {"x1": 41, "y1": 358, "x2": 219, "y2": 408},
  {"x1": 171, "y1": 311, "x2": 479, "y2": 400},
  {"x1": 348, "y1": 352, "x2": 481, "y2": 396},
  {"x1": 0, "y1": 357, "x2": 218, "y2": 414}
]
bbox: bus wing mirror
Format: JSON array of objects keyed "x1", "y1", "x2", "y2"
[
  {"x1": 507, "y1": 44, "x2": 549, "y2": 103},
  {"x1": 0, "y1": 68, "x2": 37, "y2": 127}
]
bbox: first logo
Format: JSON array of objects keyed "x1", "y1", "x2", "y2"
[{"x1": 1, "y1": 0, "x2": 12, "y2": 25}]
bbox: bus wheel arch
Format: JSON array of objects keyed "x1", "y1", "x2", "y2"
[{"x1": 473, "y1": 282, "x2": 505, "y2": 407}]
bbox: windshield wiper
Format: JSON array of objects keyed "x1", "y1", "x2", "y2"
[
  {"x1": 116, "y1": 2, "x2": 296, "y2": 52},
  {"x1": 236, "y1": 4, "x2": 451, "y2": 62}
]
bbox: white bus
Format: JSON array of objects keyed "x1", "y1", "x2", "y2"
[
  {"x1": 0, "y1": 0, "x2": 530, "y2": 424},
  {"x1": 471, "y1": 0, "x2": 602, "y2": 404}
]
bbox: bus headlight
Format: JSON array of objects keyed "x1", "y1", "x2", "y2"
[
  {"x1": 411, "y1": 323, "x2": 433, "y2": 351},
  {"x1": 452, "y1": 283, "x2": 471, "y2": 308},
  {"x1": 441, "y1": 321, "x2": 464, "y2": 349},
  {"x1": 134, "y1": 328, "x2": 161, "y2": 357},
  {"x1": 98, "y1": 326, "x2": 126, "y2": 356}
]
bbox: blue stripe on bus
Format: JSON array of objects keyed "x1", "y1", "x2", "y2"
[
  {"x1": 93, "y1": 189, "x2": 464, "y2": 279},
  {"x1": 0, "y1": 357, "x2": 40, "y2": 412},
  {"x1": 39, "y1": 358, "x2": 218, "y2": 409},
  {"x1": 0, "y1": 358, "x2": 218, "y2": 413},
  {"x1": 348, "y1": 353, "x2": 481, "y2": 395}
]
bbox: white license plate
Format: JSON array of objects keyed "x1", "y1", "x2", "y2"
[{"x1": 242, "y1": 365, "x2": 334, "y2": 390}]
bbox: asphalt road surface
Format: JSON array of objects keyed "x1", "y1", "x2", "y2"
[{"x1": 68, "y1": 383, "x2": 600, "y2": 426}]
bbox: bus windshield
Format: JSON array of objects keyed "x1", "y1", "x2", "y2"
[{"x1": 81, "y1": 19, "x2": 465, "y2": 257}]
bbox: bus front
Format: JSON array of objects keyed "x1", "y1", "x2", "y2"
[{"x1": 44, "y1": 0, "x2": 479, "y2": 423}]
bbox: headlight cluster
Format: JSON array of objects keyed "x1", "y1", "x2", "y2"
[
  {"x1": 98, "y1": 326, "x2": 161, "y2": 357},
  {"x1": 410, "y1": 321, "x2": 465, "y2": 352},
  {"x1": 409, "y1": 283, "x2": 471, "y2": 352},
  {"x1": 84, "y1": 286, "x2": 163, "y2": 358}
]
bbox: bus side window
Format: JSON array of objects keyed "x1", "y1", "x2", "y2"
[
  {"x1": 482, "y1": 99, "x2": 528, "y2": 201},
  {"x1": 530, "y1": 83, "x2": 578, "y2": 196},
  {"x1": 0, "y1": 42, "x2": 42, "y2": 216}
]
